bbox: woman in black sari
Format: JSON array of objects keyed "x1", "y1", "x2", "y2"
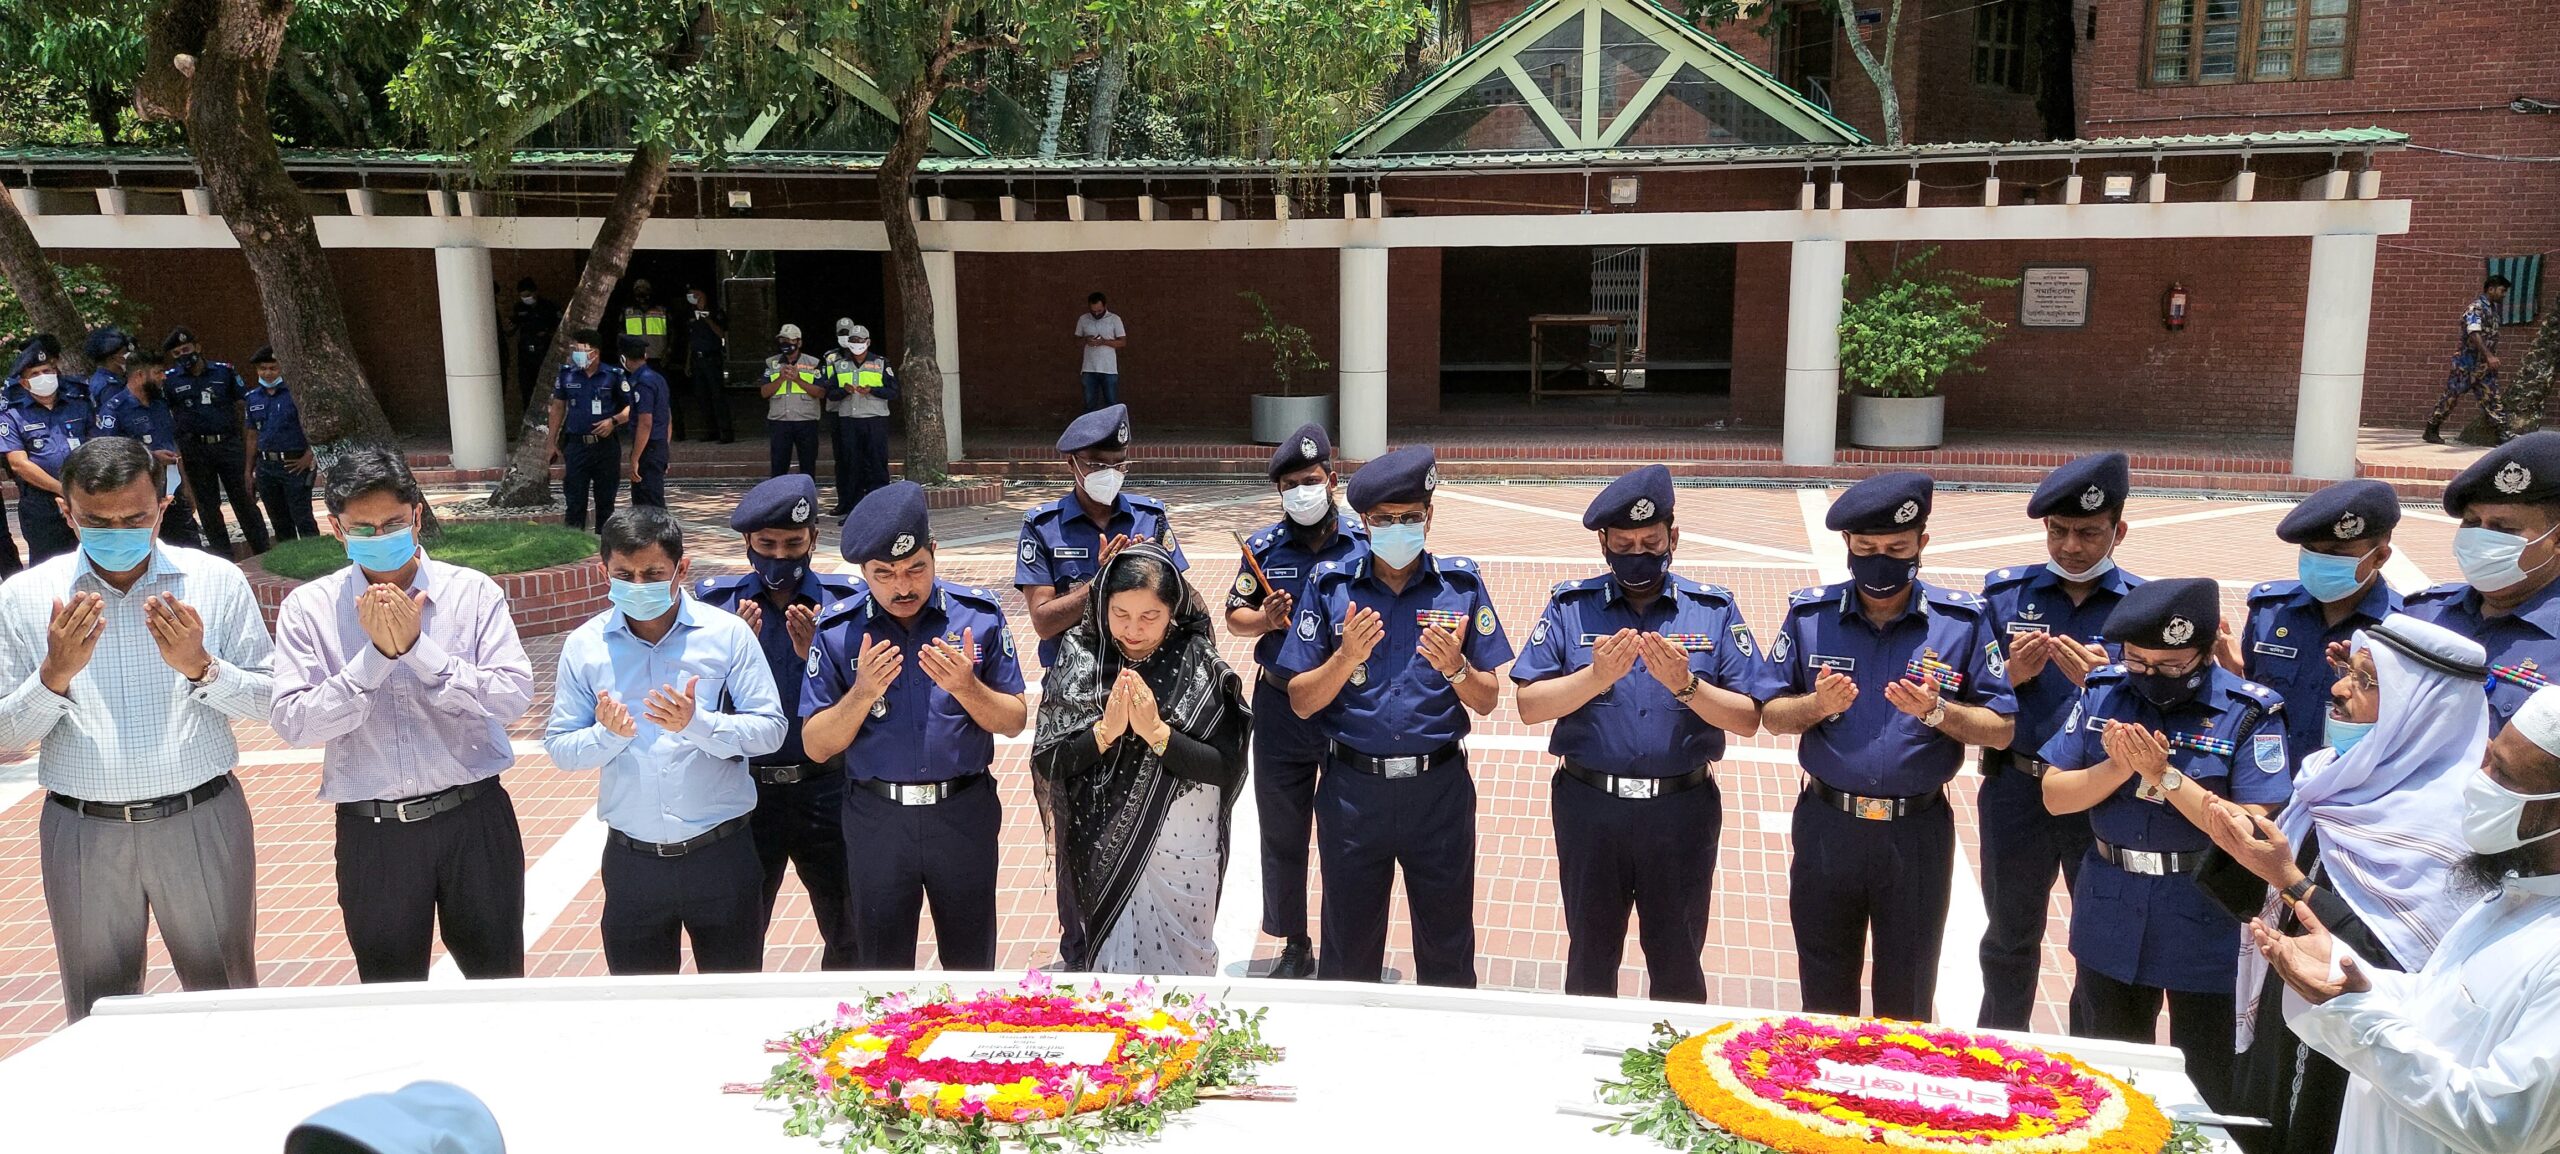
[{"x1": 1031, "y1": 544, "x2": 1250, "y2": 974}]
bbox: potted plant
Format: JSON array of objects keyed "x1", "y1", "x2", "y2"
[
  {"x1": 1240, "y1": 290, "x2": 1333, "y2": 444},
  {"x1": 1839, "y1": 248, "x2": 2016, "y2": 450}
]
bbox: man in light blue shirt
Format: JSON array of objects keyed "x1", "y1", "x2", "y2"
[{"x1": 545, "y1": 506, "x2": 786, "y2": 975}]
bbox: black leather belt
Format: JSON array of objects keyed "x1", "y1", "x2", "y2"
[
  {"x1": 1981, "y1": 748, "x2": 2052, "y2": 779},
  {"x1": 754, "y1": 762, "x2": 827, "y2": 786},
  {"x1": 1562, "y1": 761, "x2": 1713, "y2": 799},
  {"x1": 580, "y1": 431, "x2": 616, "y2": 445},
  {"x1": 1807, "y1": 778, "x2": 1946, "y2": 821},
  {"x1": 1256, "y1": 667, "x2": 1292, "y2": 694},
  {"x1": 50, "y1": 774, "x2": 232, "y2": 823},
  {"x1": 1328, "y1": 740, "x2": 1461, "y2": 779},
  {"x1": 258, "y1": 450, "x2": 297, "y2": 462},
  {"x1": 856, "y1": 774, "x2": 985, "y2": 805},
  {"x1": 187, "y1": 433, "x2": 236, "y2": 445},
  {"x1": 338, "y1": 779, "x2": 489, "y2": 824},
  {"x1": 608, "y1": 814, "x2": 751, "y2": 858},
  {"x1": 2096, "y1": 838, "x2": 2209, "y2": 876}
]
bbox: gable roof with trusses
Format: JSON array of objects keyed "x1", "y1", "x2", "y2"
[{"x1": 1338, "y1": 0, "x2": 1862, "y2": 157}]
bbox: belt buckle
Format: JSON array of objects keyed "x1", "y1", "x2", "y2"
[
  {"x1": 654, "y1": 838, "x2": 688, "y2": 858},
  {"x1": 1853, "y1": 797, "x2": 1895, "y2": 821},
  {"x1": 1381, "y1": 755, "x2": 1421, "y2": 780},
  {"x1": 2123, "y1": 848, "x2": 2166, "y2": 875},
  {"x1": 119, "y1": 800, "x2": 152, "y2": 822},
  {"x1": 392, "y1": 796, "x2": 434, "y2": 823},
  {"x1": 2019, "y1": 758, "x2": 2048, "y2": 779},
  {"x1": 896, "y1": 782, "x2": 937, "y2": 805},
  {"x1": 1613, "y1": 776, "x2": 1659, "y2": 800},
  {"x1": 764, "y1": 765, "x2": 803, "y2": 785}
]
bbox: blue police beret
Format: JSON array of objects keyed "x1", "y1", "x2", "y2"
[
  {"x1": 1825, "y1": 471, "x2": 1932, "y2": 533},
  {"x1": 162, "y1": 326, "x2": 197, "y2": 352},
  {"x1": 1346, "y1": 445, "x2": 1438, "y2": 512},
  {"x1": 1268, "y1": 422, "x2": 1333, "y2": 480},
  {"x1": 8, "y1": 342, "x2": 52, "y2": 380},
  {"x1": 21, "y1": 333, "x2": 59, "y2": 360},
  {"x1": 1584, "y1": 464, "x2": 1674, "y2": 530},
  {"x1": 1057, "y1": 403, "x2": 1132, "y2": 454},
  {"x1": 2103, "y1": 576, "x2": 2219, "y2": 650},
  {"x1": 616, "y1": 334, "x2": 649, "y2": 359},
  {"x1": 2278, "y1": 478, "x2": 2399, "y2": 544},
  {"x1": 2027, "y1": 452, "x2": 2129, "y2": 519},
  {"x1": 2443, "y1": 430, "x2": 2560, "y2": 515},
  {"x1": 841, "y1": 480, "x2": 931, "y2": 564},
  {"x1": 730, "y1": 472, "x2": 820, "y2": 534},
  {"x1": 82, "y1": 327, "x2": 128, "y2": 360}
]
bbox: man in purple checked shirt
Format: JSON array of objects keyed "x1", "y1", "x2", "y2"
[{"x1": 269, "y1": 446, "x2": 538, "y2": 983}]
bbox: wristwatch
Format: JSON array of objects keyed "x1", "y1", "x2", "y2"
[
  {"x1": 2281, "y1": 877, "x2": 2317, "y2": 904},
  {"x1": 1445, "y1": 661, "x2": 1472, "y2": 685},
  {"x1": 1920, "y1": 702, "x2": 1947, "y2": 728},
  {"x1": 2160, "y1": 768, "x2": 2188, "y2": 794},
  {"x1": 1673, "y1": 674, "x2": 1701, "y2": 702}
]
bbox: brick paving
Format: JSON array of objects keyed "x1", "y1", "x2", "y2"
[{"x1": 0, "y1": 474, "x2": 2397, "y2": 1061}]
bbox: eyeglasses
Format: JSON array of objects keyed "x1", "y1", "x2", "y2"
[
  {"x1": 1362, "y1": 512, "x2": 1428, "y2": 528},
  {"x1": 1076, "y1": 457, "x2": 1133, "y2": 473},
  {"x1": 2328, "y1": 657, "x2": 2380, "y2": 693},
  {"x1": 345, "y1": 519, "x2": 416, "y2": 538},
  {"x1": 2121, "y1": 655, "x2": 2204, "y2": 678}
]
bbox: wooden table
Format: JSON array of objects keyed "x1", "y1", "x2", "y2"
[{"x1": 1527, "y1": 313, "x2": 1630, "y2": 405}]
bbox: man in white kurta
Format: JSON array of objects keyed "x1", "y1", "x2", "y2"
[{"x1": 2259, "y1": 686, "x2": 2560, "y2": 1154}]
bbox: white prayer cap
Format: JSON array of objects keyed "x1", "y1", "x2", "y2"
[{"x1": 2514, "y1": 685, "x2": 2560, "y2": 760}]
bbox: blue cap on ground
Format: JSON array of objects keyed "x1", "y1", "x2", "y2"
[
  {"x1": 282, "y1": 1080, "x2": 506, "y2": 1154},
  {"x1": 2103, "y1": 576, "x2": 2220, "y2": 651},
  {"x1": 2443, "y1": 430, "x2": 2560, "y2": 515},
  {"x1": 1346, "y1": 445, "x2": 1438, "y2": 512},
  {"x1": 1268, "y1": 422, "x2": 1332, "y2": 480},
  {"x1": 730, "y1": 473, "x2": 820, "y2": 534},
  {"x1": 1584, "y1": 464, "x2": 1674, "y2": 530},
  {"x1": 2027, "y1": 453, "x2": 2130, "y2": 519},
  {"x1": 1057, "y1": 404, "x2": 1132, "y2": 454},
  {"x1": 1825, "y1": 471, "x2": 1933, "y2": 534},
  {"x1": 842, "y1": 480, "x2": 931, "y2": 564},
  {"x1": 2277, "y1": 478, "x2": 2399, "y2": 543}
]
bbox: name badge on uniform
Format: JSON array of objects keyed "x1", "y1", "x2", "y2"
[
  {"x1": 196, "y1": 393, "x2": 213, "y2": 406},
  {"x1": 1809, "y1": 654, "x2": 1854, "y2": 673},
  {"x1": 590, "y1": 399, "x2": 604, "y2": 416},
  {"x1": 2251, "y1": 641, "x2": 2298, "y2": 660},
  {"x1": 1263, "y1": 567, "x2": 1298, "y2": 580},
  {"x1": 1052, "y1": 547, "x2": 1091, "y2": 560},
  {"x1": 2005, "y1": 621, "x2": 2051, "y2": 636}
]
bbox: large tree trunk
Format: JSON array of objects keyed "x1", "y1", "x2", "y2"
[
  {"x1": 1036, "y1": 68, "x2": 1070, "y2": 159},
  {"x1": 0, "y1": 188, "x2": 95, "y2": 377},
  {"x1": 884, "y1": 81, "x2": 950, "y2": 483},
  {"x1": 1835, "y1": 0, "x2": 1904, "y2": 147},
  {"x1": 1085, "y1": 47, "x2": 1125, "y2": 160},
  {"x1": 486, "y1": 143, "x2": 671, "y2": 507},
  {"x1": 135, "y1": 0, "x2": 398, "y2": 451}
]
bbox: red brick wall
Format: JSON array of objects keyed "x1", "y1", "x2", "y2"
[
  {"x1": 1389, "y1": 248, "x2": 1444, "y2": 422},
  {"x1": 1720, "y1": 1, "x2": 2048, "y2": 146}
]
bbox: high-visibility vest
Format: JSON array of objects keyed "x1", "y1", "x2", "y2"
[
  {"x1": 856, "y1": 366, "x2": 885, "y2": 390},
  {"x1": 770, "y1": 361, "x2": 814, "y2": 396},
  {"x1": 623, "y1": 307, "x2": 668, "y2": 337}
]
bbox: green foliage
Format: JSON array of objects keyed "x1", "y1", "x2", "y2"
[
  {"x1": 1837, "y1": 247, "x2": 2017, "y2": 399},
  {"x1": 0, "y1": 264, "x2": 138, "y2": 352},
  {"x1": 1238, "y1": 290, "x2": 1328, "y2": 397},
  {"x1": 258, "y1": 519, "x2": 598, "y2": 581}
]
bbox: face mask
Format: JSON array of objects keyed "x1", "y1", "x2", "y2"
[
  {"x1": 2297, "y1": 547, "x2": 2372, "y2": 603},
  {"x1": 1370, "y1": 523, "x2": 1427, "y2": 569},
  {"x1": 1607, "y1": 548, "x2": 1670, "y2": 590},
  {"x1": 608, "y1": 577, "x2": 677, "y2": 622},
  {"x1": 78, "y1": 526, "x2": 154, "y2": 573},
  {"x1": 2129, "y1": 664, "x2": 2208, "y2": 710},
  {"x1": 850, "y1": 342, "x2": 870, "y2": 356},
  {"x1": 259, "y1": 376, "x2": 283, "y2": 391},
  {"x1": 1080, "y1": 466, "x2": 1125, "y2": 506},
  {"x1": 2454, "y1": 524, "x2": 2559, "y2": 593},
  {"x1": 1280, "y1": 483, "x2": 1333, "y2": 526},
  {"x1": 838, "y1": 336, "x2": 856, "y2": 350},
  {"x1": 2047, "y1": 556, "x2": 2115, "y2": 584},
  {"x1": 1846, "y1": 551, "x2": 1917, "y2": 597},
  {"x1": 748, "y1": 550, "x2": 807, "y2": 592},
  {"x1": 343, "y1": 527, "x2": 417, "y2": 574},
  {"x1": 24, "y1": 373, "x2": 58, "y2": 398},
  {"x1": 570, "y1": 350, "x2": 594, "y2": 370},
  {"x1": 779, "y1": 340, "x2": 799, "y2": 355},
  {"x1": 2324, "y1": 713, "x2": 2376, "y2": 756},
  {"x1": 521, "y1": 294, "x2": 537, "y2": 305},
  {"x1": 2459, "y1": 762, "x2": 2560, "y2": 854}
]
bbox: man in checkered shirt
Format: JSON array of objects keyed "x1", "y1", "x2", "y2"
[{"x1": 0, "y1": 436, "x2": 275, "y2": 1021}]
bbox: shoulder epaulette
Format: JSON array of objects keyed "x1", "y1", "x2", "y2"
[
  {"x1": 2248, "y1": 580, "x2": 2302, "y2": 601},
  {"x1": 1983, "y1": 567, "x2": 2034, "y2": 589}
]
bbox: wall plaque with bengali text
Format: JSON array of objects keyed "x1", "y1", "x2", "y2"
[{"x1": 2018, "y1": 265, "x2": 2094, "y2": 329}]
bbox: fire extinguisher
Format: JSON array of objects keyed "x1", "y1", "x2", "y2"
[{"x1": 2163, "y1": 282, "x2": 2189, "y2": 331}]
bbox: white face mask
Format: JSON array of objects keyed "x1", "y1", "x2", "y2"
[
  {"x1": 838, "y1": 335, "x2": 856, "y2": 350},
  {"x1": 1280, "y1": 482, "x2": 1333, "y2": 526},
  {"x1": 1080, "y1": 465, "x2": 1126, "y2": 506},
  {"x1": 2046, "y1": 556, "x2": 2116, "y2": 584},
  {"x1": 850, "y1": 341, "x2": 869, "y2": 356},
  {"x1": 2461, "y1": 761, "x2": 2560, "y2": 854},
  {"x1": 24, "y1": 372, "x2": 58, "y2": 399},
  {"x1": 520, "y1": 294, "x2": 536, "y2": 304}
]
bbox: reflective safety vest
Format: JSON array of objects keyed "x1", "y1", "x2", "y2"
[
  {"x1": 827, "y1": 358, "x2": 887, "y2": 392},
  {"x1": 622, "y1": 308, "x2": 669, "y2": 337},
  {"x1": 770, "y1": 361, "x2": 815, "y2": 396}
]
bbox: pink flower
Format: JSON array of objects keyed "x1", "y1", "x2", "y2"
[
  {"x1": 1128, "y1": 978, "x2": 1155, "y2": 1000},
  {"x1": 882, "y1": 992, "x2": 912, "y2": 1014},
  {"x1": 816, "y1": 1073, "x2": 836, "y2": 1093},
  {"x1": 1020, "y1": 969, "x2": 1055, "y2": 995}
]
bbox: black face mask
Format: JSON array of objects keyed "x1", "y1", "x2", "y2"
[
  {"x1": 2129, "y1": 665, "x2": 2207, "y2": 710},
  {"x1": 1846, "y1": 550, "x2": 1917, "y2": 597},
  {"x1": 748, "y1": 550, "x2": 808, "y2": 592},
  {"x1": 1606, "y1": 548, "x2": 1670, "y2": 590}
]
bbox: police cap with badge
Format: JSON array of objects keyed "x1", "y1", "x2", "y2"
[
  {"x1": 1269, "y1": 422, "x2": 1333, "y2": 480},
  {"x1": 1825, "y1": 470, "x2": 1932, "y2": 533},
  {"x1": 843, "y1": 480, "x2": 931, "y2": 565},
  {"x1": 1584, "y1": 464, "x2": 1673, "y2": 530},
  {"x1": 617, "y1": 334, "x2": 650, "y2": 361},
  {"x1": 733, "y1": 472, "x2": 820, "y2": 536},
  {"x1": 2442, "y1": 430, "x2": 2560, "y2": 515},
  {"x1": 2027, "y1": 453, "x2": 2128, "y2": 519},
  {"x1": 162, "y1": 326, "x2": 200, "y2": 353},
  {"x1": 1345, "y1": 445, "x2": 1437, "y2": 511},
  {"x1": 2103, "y1": 576, "x2": 2217, "y2": 653},
  {"x1": 2277, "y1": 478, "x2": 2399, "y2": 544},
  {"x1": 1058, "y1": 403, "x2": 1132, "y2": 455},
  {"x1": 8, "y1": 341, "x2": 51, "y2": 382},
  {"x1": 83, "y1": 327, "x2": 130, "y2": 362}
]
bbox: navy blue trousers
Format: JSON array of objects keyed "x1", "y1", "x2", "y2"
[
  {"x1": 750, "y1": 768, "x2": 856, "y2": 970},
  {"x1": 1251, "y1": 679, "x2": 1325, "y2": 941},
  {"x1": 1789, "y1": 788, "x2": 1955, "y2": 1021},
  {"x1": 840, "y1": 778, "x2": 1001, "y2": 971},
  {"x1": 831, "y1": 415, "x2": 891, "y2": 511},
  {"x1": 255, "y1": 466, "x2": 319, "y2": 540},
  {"x1": 2073, "y1": 964, "x2": 2239, "y2": 1112},
  {"x1": 1554, "y1": 769, "x2": 1722, "y2": 1001},
  {"x1": 629, "y1": 440, "x2": 670, "y2": 507},
  {"x1": 1314, "y1": 750, "x2": 1477, "y2": 988},
  {"x1": 768, "y1": 419, "x2": 820, "y2": 478},
  {"x1": 559, "y1": 438, "x2": 619, "y2": 532},
  {"x1": 1974, "y1": 764, "x2": 2093, "y2": 1029},
  {"x1": 598, "y1": 823, "x2": 765, "y2": 976}
]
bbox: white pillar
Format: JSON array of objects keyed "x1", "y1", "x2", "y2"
[
  {"x1": 2292, "y1": 232, "x2": 2377, "y2": 480},
  {"x1": 1783, "y1": 239, "x2": 1848, "y2": 467},
  {"x1": 1338, "y1": 246, "x2": 1390, "y2": 460},
  {"x1": 432, "y1": 245, "x2": 507, "y2": 470},
  {"x1": 923, "y1": 248, "x2": 964, "y2": 463}
]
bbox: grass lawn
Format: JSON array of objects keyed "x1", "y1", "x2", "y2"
[{"x1": 257, "y1": 521, "x2": 598, "y2": 582}]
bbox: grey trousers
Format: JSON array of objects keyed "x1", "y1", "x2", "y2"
[{"x1": 38, "y1": 776, "x2": 259, "y2": 1022}]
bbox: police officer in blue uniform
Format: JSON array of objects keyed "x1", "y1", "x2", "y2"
[
  {"x1": 1513, "y1": 465, "x2": 1784, "y2": 1001},
  {"x1": 619, "y1": 335, "x2": 674, "y2": 508},
  {"x1": 694, "y1": 474, "x2": 863, "y2": 970},
  {"x1": 803, "y1": 481, "x2": 1029, "y2": 970},
  {"x1": 0, "y1": 340, "x2": 61, "y2": 573},
  {"x1": 545, "y1": 327, "x2": 634, "y2": 533},
  {"x1": 243, "y1": 346, "x2": 321, "y2": 540},
  {"x1": 1974, "y1": 453, "x2": 2140, "y2": 1031},
  {"x1": 93, "y1": 347, "x2": 206, "y2": 549},
  {"x1": 1277, "y1": 446, "x2": 1512, "y2": 987},
  {"x1": 80, "y1": 326, "x2": 128, "y2": 403},
  {"x1": 2406, "y1": 431, "x2": 2560, "y2": 731},
  {"x1": 2220, "y1": 479, "x2": 2402, "y2": 765},
  {"x1": 2039, "y1": 577, "x2": 2291, "y2": 1111},
  {"x1": 159, "y1": 327, "x2": 271, "y2": 557},
  {"x1": 1224, "y1": 422, "x2": 1365, "y2": 980},
  {"x1": 1764, "y1": 471, "x2": 2016, "y2": 1021},
  {"x1": 0, "y1": 339, "x2": 98, "y2": 561}
]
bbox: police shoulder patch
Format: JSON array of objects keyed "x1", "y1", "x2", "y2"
[
  {"x1": 1770, "y1": 630, "x2": 1794, "y2": 664},
  {"x1": 1474, "y1": 604, "x2": 1497, "y2": 636},
  {"x1": 2253, "y1": 733, "x2": 2287, "y2": 774},
  {"x1": 806, "y1": 646, "x2": 823, "y2": 678},
  {"x1": 1530, "y1": 618, "x2": 1550, "y2": 647},
  {"x1": 1728, "y1": 622, "x2": 1757, "y2": 657},
  {"x1": 1296, "y1": 611, "x2": 1319, "y2": 641}
]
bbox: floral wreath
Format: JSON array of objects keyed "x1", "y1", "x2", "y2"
[
  {"x1": 1596, "y1": 1019, "x2": 2208, "y2": 1154},
  {"x1": 745, "y1": 971, "x2": 1282, "y2": 1154}
]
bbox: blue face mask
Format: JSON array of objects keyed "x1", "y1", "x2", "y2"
[
  {"x1": 570, "y1": 350, "x2": 594, "y2": 370},
  {"x1": 609, "y1": 577, "x2": 678, "y2": 622},
  {"x1": 1369, "y1": 523, "x2": 1427, "y2": 569},
  {"x1": 2324, "y1": 713, "x2": 2376, "y2": 755},
  {"x1": 2296, "y1": 547, "x2": 2371, "y2": 603},
  {"x1": 79, "y1": 526, "x2": 154, "y2": 573},
  {"x1": 344, "y1": 526, "x2": 418, "y2": 574}
]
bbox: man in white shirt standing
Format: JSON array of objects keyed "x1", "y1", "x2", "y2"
[
  {"x1": 2256, "y1": 683, "x2": 2560, "y2": 1154},
  {"x1": 1072, "y1": 291, "x2": 1126, "y2": 413},
  {"x1": 0, "y1": 436, "x2": 275, "y2": 1021}
]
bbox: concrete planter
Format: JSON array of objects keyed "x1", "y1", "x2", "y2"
[
  {"x1": 1251, "y1": 393, "x2": 1334, "y2": 445},
  {"x1": 1847, "y1": 392, "x2": 1946, "y2": 451}
]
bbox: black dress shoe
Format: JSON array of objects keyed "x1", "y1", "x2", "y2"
[
  {"x1": 828, "y1": 505, "x2": 852, "y2": 517},
  {"x1": 1267, "y1": 937, "x2": 1316, "y2": 979}
]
